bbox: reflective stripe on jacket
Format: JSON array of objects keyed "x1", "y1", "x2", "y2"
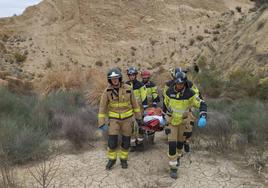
[
  {"x1": 163, "y1": 86, "x2": 207, "y2": 126},
  {"x1": 126, "y1": 80, "x2": 148, "y2": 108},
  {"x1": 143, "y1": 81, "x2": 160, "y2": 104},
  {"x1": 98, "y1": 83, "x2": 141, "y2": 127}
]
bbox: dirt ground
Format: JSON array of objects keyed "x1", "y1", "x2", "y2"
[{"x1": 17, "y1": 133, "x2": 267, "y2": 188}]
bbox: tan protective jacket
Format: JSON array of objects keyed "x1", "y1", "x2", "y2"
[{"x1": 98, "y1": 83, "x2": 142, "y2": 127}]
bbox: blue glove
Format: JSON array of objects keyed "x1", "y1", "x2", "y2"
[
  {"x1": 99, "y1": 124, "x2": 108, "y2": 132},
  {"x1": 198, "y1": 116, "x2": 206, "y2": 128}
]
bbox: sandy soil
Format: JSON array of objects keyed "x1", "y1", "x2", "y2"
[{"x1": 17, "y1": 133, "x2": 267, "y2": 188}]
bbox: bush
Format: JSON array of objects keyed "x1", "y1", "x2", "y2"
[
  {"x1": 196, "y1": 35, "x2": 204, "y2": 41},
  {"x1": 60, "y1": 104, "x2": 97, "y2": 149},
  {"x1": 194, "y1": 111, "x2": 234, "y2": 152},
  {"x1": 37, "y1": 67, "x2": 84, "y2": 94},
  {"x1": 229, "y1": 99, "x2": 268, "y2": 146},
  {"x1": 0, "y1": 118, "x2": 49, "y2": 164},
  {"x1": 195, "y1": 69, "x2": 224, "y2": 97},
  {"x1": 85, "y1": 69, "x2": 107, "y2": 106},
  {"x1": 227, "y1": 69, "x2": 259, "y2": 97},
  {"x1": 95, "y1": 61, "x2": 103, "y2": 67},
  {"x1": 45, "y1": 58, "x2": 53, "y2": 69},
  {"x1": 32, "y1": 91, "x2": 86, "y2": 136},
  {"x1": 257, "y1": 77, "x2": 268, "y2": 100},
  {"x1": 0, "y1": 86, "x2": 98, "y2": 166},
  {"x1": 14, "y1": 52, "x2": 27, "y2": 63},
  {"x1": 0, "y1": 87, "x2": 36, "y2": 122},
  {"x1": 194, "y1": 99, "x2": 268, "y2": 152}
]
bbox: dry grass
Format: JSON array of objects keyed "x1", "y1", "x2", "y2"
[
  {"x1": 84, "y1": 68, "x2": 107, "y2": 106},
  {"x1": 34, "y1": 67, "x2": 107, "y2": 107},
  {"x1": 35, "y1": 66, "x2": 84, "y2": 95}
]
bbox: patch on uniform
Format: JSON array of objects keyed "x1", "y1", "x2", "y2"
[{"x1": 126, "y1": 90, "x2": 131, "y2": 93}]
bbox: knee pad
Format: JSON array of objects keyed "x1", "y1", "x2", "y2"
[
  {"x1": 169, "y1": 141, "x2": 177, "y2": 156},
  {"x1": 121, "y1": 136, "x2": 131, "y2": 150},
  {"x1": 190, "y1": 121, "x2": 195, "y2": 126},
  {"x1": 108, "y1": 135, "x2": 118, "y2": 150},
  {"x1": 176, "y1": 141, "x2": 184, "y2": 150},
  {"x1": 183, "y1": 132, "x2": 192, "y2": 139}
]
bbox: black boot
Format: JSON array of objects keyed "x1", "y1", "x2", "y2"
[
  {"x1": 130, "y1": 146, "x2": 136, "y2": 152},
  {"x1": 106, "y1": 160, "x2": 116, "y2": 170},
  {"x1": 184, "y1": 142, "x2": 190, "y2": 153},
  {"x1": 136, "y1": 142, "x2": 144, "y2": 151},
  {"x1": 120, "y1": 159, "x2": 128, "y2": 169},
  {"x1": 176, "y1": 157, "x2": 180, "y2": 167},
  {"x1": 170, "y1": 168, "x2": 178, "y2": 179}
]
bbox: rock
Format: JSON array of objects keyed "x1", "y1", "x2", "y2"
[{"x1": 212, "y1": 30, "x2": 220, "y2": 34}]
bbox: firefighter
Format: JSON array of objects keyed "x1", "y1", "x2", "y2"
[
  {"x1": 126, "y1": 67, "x2": 148, "y2": 151},
  {"x1": 141, "y1": 70, "x2": 160, "y2": 108},
  {"x1": 163, "y1": 71, "x2": 207, "y2": 179},
  {"x1": 165, "y1": 67, "x2": 202, "y2": 153},
  {"x1": 163, "y1": 68, "x2": 183, "y2": 96},
  {"x1": 98, "y1": 68, "x2": 142, "y2": 170}
]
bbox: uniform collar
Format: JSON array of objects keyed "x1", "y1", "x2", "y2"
[{"x1": 172, "y1": 86, "x2": 186, "y2": 97}]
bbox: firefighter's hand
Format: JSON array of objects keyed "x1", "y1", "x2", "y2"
[
  {"x1": 163, "y1": 113, "x2": 171, "y2": 123},
  {"x1": 198, "y1": 116, "x2": 206, "y2": 128},
  {"x1": 98, "y1": 124, "x2": 108, "y2": 132},
  {"x1": 136, "y1": 119, "x2": 143, "y2": 127}
]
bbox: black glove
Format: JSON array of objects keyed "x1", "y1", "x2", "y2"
[{"x1": 165, "y1": 128, "x2": 171, "y2": 135}]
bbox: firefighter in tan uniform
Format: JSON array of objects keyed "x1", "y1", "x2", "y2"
[
  {"x1": 163, "y1": 71, "x2": 207, "y2": 179},
  {"x1": 98, "y1": 68, "x2": 142, "y2": 170}
]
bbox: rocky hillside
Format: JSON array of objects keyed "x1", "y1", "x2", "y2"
[
  {"x1": 209, "y1": 3, "x2": 268, "y2": 78},
  {"x1": 1, "y1": 0, "x2": 268, "y2": 91}
]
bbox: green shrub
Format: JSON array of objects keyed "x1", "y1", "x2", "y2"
[
  {"x1": 0, "y1": 118, "x2": 49, "y2": 164},
  {"x1": 229, "y1": 99, "x2": 268, "y2": 145},
  {"x1": 0, "y1": 87, "x2": 96, "y2": 164},
  {"x1": 257, "y1": 77, "x2": 268, "y2": 100},
  {"x1": 227, "y1": 69, "x2": 259, "y2": 97},
  {"x1": 196, "y1": 69, "x2": 225, "y2": 97},
  {"x1": 0, "y1": 87, "x2": 36, "y2": 121},
  {"x1": 195, "y1": 98, "x2": 268, "y2": 152}
]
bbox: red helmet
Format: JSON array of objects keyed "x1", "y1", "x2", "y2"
[{"x1": 141, "y1": 70, "x2": 151, "y2": 78}]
